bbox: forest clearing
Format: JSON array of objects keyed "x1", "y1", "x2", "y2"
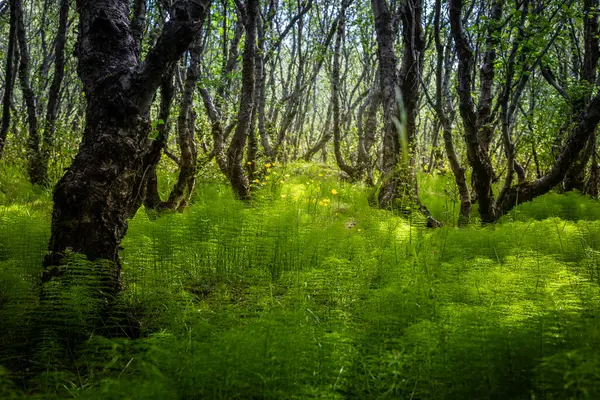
[{"x1": 1, "y1": 0, "x2": 600, "y2": 398}]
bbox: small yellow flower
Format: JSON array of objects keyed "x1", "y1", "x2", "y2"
[
  {"x1": 280, "y1": 194, "x2": 287, "y2": 199},
  {"x1": 357, "y1": 228, "x2": 362, "y2": 232},
  {"x1": 331, "y1": 189, "x2": 338, "y2": 195},
  {"x1": 318, "y1": 201, "x2": 325, "y2": 206},
  {"x1": 285, "y1": 174, "x2": 290, "y2": 178},
  {"x1": 247, "y1": 161, "x2": 252, "y2": 165},
  {"x1": 280, "y1": 180, "x2": 285, "y2": 184},
  {"x1": 253, "y1": 179, "x2": 260, "y2": 183},
  {"x1": 265, "y1": 163, "x2": 272, "y2": 168},
  {"x1": 262, "y1": 181, "x2": 267, "y2": 184}
]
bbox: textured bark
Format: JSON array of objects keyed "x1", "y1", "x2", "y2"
[
  {"x1": 495, "y1": 93, "x2": 600, "y2": 215},
  {"x1": 14, "y1": 0, "x2": 41, "y2": 185},
  {"x1": 225, "y1": 0, "x2": 257, "y2": 200},
  {"x1": 144, "y1": 71, "x2": 176, "y2": 210},
  {"x1": 563, "y1": 0, "x2": 599, "y2": 193},
  {"x1": 372, "y1": 0, "x2": 439, "y2": 226},
  {"x1": 372, "y1": 0, "x2": 400, "y2": 193},
  {"x1": 132, "y1": 0, "x2": 147, "y2": 60},
  {"x1": 449, "y1": 0, "x2": 498, "y2": 223},
  {"x1": 0, "y1": 0, "x2": 16, "y2": 158},
  {"x1": 38, "y1": 0, "x2": 70, "y2": 187},
  {"x1": 42, "y1": 0, "x2": 210, "y2": 298},
  {"x1": 163, "y1": 38, "x2": 202, "y2": 210}
]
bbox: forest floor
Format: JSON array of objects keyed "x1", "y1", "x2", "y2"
[{"x1": 1, "y1": 163, "x2": 600, "y2": 399}]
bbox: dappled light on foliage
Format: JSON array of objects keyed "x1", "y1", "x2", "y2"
[{"x1": 1, "y1": 166, "x2": 600, "y2": 398}]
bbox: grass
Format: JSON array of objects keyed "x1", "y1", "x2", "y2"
[{"x1": 1, "y1": 162, "x2": 600, "y2": 399}]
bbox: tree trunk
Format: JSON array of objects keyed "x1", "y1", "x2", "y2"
[
  {"x1": 225, "y1": 0, "x2": 257, "y2": 200},
  {"x1": 38, "y1": 0, "x2": 70, "y2": 187},
  {"x1": 14, "y1": 0, "x2": 41, "y2": 185},
  {"x1": 42, "y1": 0, "x2": 210, "y2": 299},
  {"x1": 332, "y1": 4, "x2": 357, "y2": 179},
  {"x1": 0, "y1": 0, "x2": 16, "y2": 158},
  {"x1": 163, "y1": 38, "x2": 202, "y2": 210},
  {"x1": 372, "y1": 0, "x2": 439, "y2": 226}
]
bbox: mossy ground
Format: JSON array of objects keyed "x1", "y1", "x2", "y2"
[{"x1": 1, "y1": 162, "x2": 600, "y2": 399}]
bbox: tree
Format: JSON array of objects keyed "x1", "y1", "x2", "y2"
[
  {"x1": 371, "y1": 0, "x2": 440, "y2": 226},
  {"x1": 449, "y1": 0, "x2": 600, "y2": 222},
  {"x1": 42, "y1": 0, "x2": 211, "y2": 298}
]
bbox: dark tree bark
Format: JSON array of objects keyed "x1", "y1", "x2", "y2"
[
  {"x1": 372, "y1": 0, "x2": 439, "y2": 226},
  {"x1": 449, "y1": 0, "x2": 600, "y2": 222},
  {"x1": 0, "y1": 0, "x2": 17, "y2": 158},
  {"x1": 42, "y1": 0, "x2": 211, "y2": 298},
  {"x1": 449, "y1": 0, "x2": 500, "y2": 222},
  {"x1": 38, "y1": 0, "x2": 71, "y2": 187},
  {"x1": 132, "y1": 0, "x2": 147, "y2": 60},
  {"x1": 144, "y1": 70, "x2": 176, "y2": 210},
  {"x1": 163, "y1": 38, "x2": 202, "y2": 210},
  {"x1": 225, "y1": 0, "x2": 257, "y2": 200},
  {"x1": 563, "y1": 0, "x2": 599, "y2": 193},
  {"x1": 427, "y1": 0, "x2": 471, "y2": 224},
  {"x1": 14, "y1": 0, "x2": 41, "y2": 185}
]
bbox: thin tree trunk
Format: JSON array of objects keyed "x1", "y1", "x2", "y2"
[
  {"x1": 14, "y1": 0, "x2": 41, "y2": 184},
  {"x1": 0, "y1": 0, "x2": 16, "y2": 158},
  {"x1": 163, "y1": 37, "x2": 202, "y2": 210},
  {"x1": 38, "y1": 0, "x2": 70, "y2": 187},
  {"x1": 225, "y1": 0, "x2": 257, "y2": 200}
]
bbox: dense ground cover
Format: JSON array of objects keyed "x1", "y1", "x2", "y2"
[{"x1": 1, "y1": 163, "x2": 600, "y2": 399}]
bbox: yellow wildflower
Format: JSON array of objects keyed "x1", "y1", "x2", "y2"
[
  {"x1": 285, "y1": 174, "x2": 290, "y2": 178},
  {"x1": 253, "y1": 179, "x2": 260, "y2": 183},
  {"x1": 247, "y1": 161, "x2": 252, "y2": 165},
  {"x1": 280, "y1": 180, "x2": 285, "y2": 184},
  {"x1": 265, "y1": 163, "x2": 272, "y2": 168},
  {"x1": 331, "y1": 189, "x2": 338, "y2": 195},
  {"x1": 357, "y1": 228, "x2": 362, "y2": 232},
  {"x1": 280, "y1": 194, "x2": 287, "y2": 199}
]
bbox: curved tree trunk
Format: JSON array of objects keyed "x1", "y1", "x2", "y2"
[
  {"x1": 163, "y1": 38, "x2": 202, "y2": 210},
  {"x1": 42, "y1": 0, "x2": 210, "y2": 299},
  {"x1": 225, "y1": 0, "x2": 257, "y2": 200}
]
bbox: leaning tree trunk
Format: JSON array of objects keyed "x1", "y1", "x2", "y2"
[{"x1": 42, "y1": 0, "x2": 210, "y2": 298}]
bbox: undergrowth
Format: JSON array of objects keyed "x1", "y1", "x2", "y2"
[{"x1": 1, "y1": 162, "x2": 600, "y2": 399}]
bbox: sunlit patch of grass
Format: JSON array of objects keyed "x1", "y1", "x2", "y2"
[{"x1": 2, "y1": 162, "x2": 600, "y2": 398}]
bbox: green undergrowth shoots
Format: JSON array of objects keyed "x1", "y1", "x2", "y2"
[{"x1": 1, "y1": 162, "x2": 600, "y2": 399}]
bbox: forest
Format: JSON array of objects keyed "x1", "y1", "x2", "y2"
[{"x1": 1, "y1": 0, "x2": 600, "y2": 398}]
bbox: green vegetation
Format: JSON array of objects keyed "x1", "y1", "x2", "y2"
[{"x1": 1, "y1": 164, "x2": 600, "y2": 399}]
